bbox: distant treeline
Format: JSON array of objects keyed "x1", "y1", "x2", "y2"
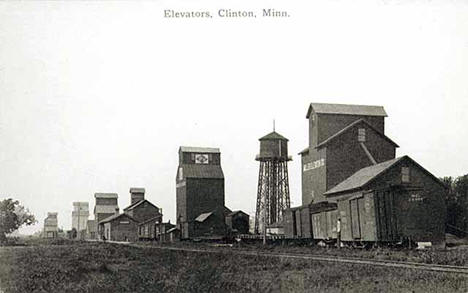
[{"x1": 441, "y1": 175, "x2": 468, "y2": 232}]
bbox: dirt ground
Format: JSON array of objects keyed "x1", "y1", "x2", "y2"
[{"x1": 1, "y1": 240, "x2": 468, "y2": 292}]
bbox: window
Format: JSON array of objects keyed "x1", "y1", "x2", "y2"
[
  {"x1": 358, "y1": 128, "x2": 366, "y2": 142},
  {"x1": 402, "y1": 167, "x2": 410, "y2": 183}
]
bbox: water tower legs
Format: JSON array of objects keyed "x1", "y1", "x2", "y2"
[{"x1": 254, "y1": 159, "x2": 291, "y2": 235}]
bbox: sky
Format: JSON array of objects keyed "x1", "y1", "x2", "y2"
[{"x1": 0, "y1": 0, "x2": 467, "y2": 234}]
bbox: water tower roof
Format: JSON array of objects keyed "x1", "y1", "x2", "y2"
[{"x1": 259, "y1": 131, "x2": 288, "y2": 141}]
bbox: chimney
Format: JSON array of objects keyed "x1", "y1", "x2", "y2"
[
  {"x1": 129, "y1": 187, "x2": 145, "y2": 205},
  {"x1": 115, "y1": 207, "x2": 119, "y2": 215}
]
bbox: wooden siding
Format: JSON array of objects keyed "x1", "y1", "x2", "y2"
[
  {"x1": 309, "y1": 113, "x2": 385, "y2": 148},
  {"x1": 295, "y1": 209, "x2": 302, "y2": 237},
  {"x1": 283, "y1": 209, "x2": 296, "y2": 238},
  {"x1": 301, "y1": 147, "x2": 327, "y2": 204},
  {"x1": 300, "y1": 207, "x2": 312, "y2": 238},
  {"x1": 125, "y1": 201, "x2": 160, "y2": 223},
  {"x1": 325, "y1": 122, "x2": 396, "y2": 191}
]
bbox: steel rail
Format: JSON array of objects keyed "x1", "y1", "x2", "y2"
[{"x1": 128, "y1": 244, "x2": 468, "y2": 275}]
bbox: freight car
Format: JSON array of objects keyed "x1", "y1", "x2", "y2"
[{"x1": 284, "y1": 201, "x2": 338, "y2": 242}]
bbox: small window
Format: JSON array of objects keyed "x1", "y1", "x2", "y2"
[
  {"x1": 191, "y1": 153, "x2": 195, "y2": 161},
  {"x1": 402, "y1": 167, "x2": 410, "y2": 183},
  {"x1": 358, "y1": 128, "x2": 366, "y2": 142}
]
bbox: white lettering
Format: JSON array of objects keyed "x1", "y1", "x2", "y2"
[{"x1": 303, "y1": 158, "x2": 325, "y2": 171}]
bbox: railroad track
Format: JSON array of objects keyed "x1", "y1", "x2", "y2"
[{"x1": 128, "y1": 243, "x2": 468, "y2": 275}]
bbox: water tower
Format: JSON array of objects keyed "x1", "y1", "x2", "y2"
[{"x1": 254, "y1": 127, "x2": 291, "y2": 234}]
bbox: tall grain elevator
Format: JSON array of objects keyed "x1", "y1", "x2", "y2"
[
  {"x1": 176, "y1": 146, "x2": 226, "y2": 239},
  {"x1": 299, "y1": 103, "x2": 396, "y2": 205},
  {"x1": 72, "y1": 202, "x2": 89, "y2": 239},
  {"x1": 254, "y1": 130, "x2": 292, "y2": 234}
]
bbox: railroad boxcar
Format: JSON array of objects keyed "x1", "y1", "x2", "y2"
[
  {"x1": 324, "y1": 156, "x2": 447, "y2": 247},
  {"x1": 283, "y1": 207, "x2": 298, "y2": 238},
  {"x1": 310, "y1": 202, "x2": 338, "y2": 240},
  {"x1": 284, "y1": 201, "x2": 337, "y2": 240}
]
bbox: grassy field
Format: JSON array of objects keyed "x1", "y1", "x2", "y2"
[{"x1": 1, "y1": 240, "x2": 468, "y2": 292}]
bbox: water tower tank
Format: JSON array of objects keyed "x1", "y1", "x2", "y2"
[{"x1": 256, "y1": 131, "x2": 290, "y2": 161}]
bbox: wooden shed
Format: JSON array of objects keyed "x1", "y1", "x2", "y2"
[
  {"x1": 225, "y1": 211, "x2": 250, "y2": 234},
  {"x1": 324, "y1": 156, "x2": 447, "y2": 247},
  {"x1": 99, "y1": 212, "x2": 138, "y2": 242}
]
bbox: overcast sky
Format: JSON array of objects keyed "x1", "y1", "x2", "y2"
[{"x1": 1, "y1": 0, "x2": 467, "y2": 234}]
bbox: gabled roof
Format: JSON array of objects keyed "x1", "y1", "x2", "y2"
[
  {"x1": 181, "y1": 164, "x2": 224, "y2": 179},
  {"x1": 324, "y1": 157, "x2": 404, "y2": 196},
  {"x1": 227, "y1": 210, "x2": 249, "y2": 217},
  {"x1": 94, "y1": 193, "x2": 118, "y2": 199},
  {"x1": 99, "y1": 213, "x2": 137, "y2": 224},
  {"x1": 306, "y1": 103, "x2": 387, "y2": 118},
  {"x1": 324, "y1": 156, "x2": 446, "y2": 196},
  {"x1": 195, "y1": 212, "x2": 213, "y2": 222},
  {"x1": 180, "y1": 146, "x2": 220, "y2": 154},
  {"x1": 123, "y1": 199, "x2": 160, "y2": 212},
  {"x1": 316, "y1": 119, "x2": 399, "y2": 149},
  {"x1": 259, "y1": 131, "x2": 288, "y2": 141}
]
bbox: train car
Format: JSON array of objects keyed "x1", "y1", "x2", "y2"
[
  {"x1": 283, "y1": 207, "x2": 298, "y2": 238},
  {"x1": 310, "y1": 202, "x2": 338, "y2": 241},
  {"x1": 284, "y1": 201, "x2": 337, "y2": 240}
]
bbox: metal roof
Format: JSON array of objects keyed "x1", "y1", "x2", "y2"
[
  {"x1": 94, "y1": 193, "x2": 118, "y2": 198},
  {"x1": 316, "y1": 119, "x2": 399, "y2": 149},
  {"x1": 195, "y1": 212, "x2": 213, "y2": 222},
  {"x1": 306, "y1": 103, "x2": 388, "y2": 118},
  {"x1": 324, "y1": 157, "x2": 405, "y2": 196},
  {"x1": 259, "y1": 131, "x2": 288, "y2": 141},
  {"x1": 180, "y1": 146, "x2": 220, "y2": 153},
  {"x1": 181, "y1": 164, "x2": 224, "y2": 179},
  {"x1": 129, "y1": 187, "x2": 145, "y2": 194}
]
